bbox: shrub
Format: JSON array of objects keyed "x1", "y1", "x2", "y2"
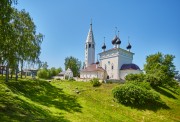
[
  {"x1": 112, "y1": 83, "x2": 162, "y2": 106},
  {"x1": 166, "y1": 79, "x2": 179, "y2": 88},
  {"x1": 37, "y1": 69, "x2": 51, "y2": 79},
  {"x1": 145, "y1": 74, "x2": 161, "y2": 86},
  {"x1": 90, "y1": 78, "x2": 101, "y2": 87},
  {"x1": 68, "y1": 77, "x2": 75, "y2": 81},
  {"x1": 125, "y1": 73, "x2": 145, "y2": 82},
  {"x1": 106, "y1": 80, "x2": 113, "y2": 84},
  {"x1": 126, "y1": 81, "x2": 151, "y2": 90}
]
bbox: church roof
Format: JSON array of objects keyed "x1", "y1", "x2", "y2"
[
  {"x1": 58, "y1": 71, "x2": 66, "y2": 76},
  {"x1": 86, "y1": 23, "x2": 95, "y2": 43},
  {"x1": 99, "y1": 47, "x2": 134, "y2": 55},
  {"x1": 120, "y1": 63, "x2": 140, "y2": 70},
  {"x1": 66, "y1": 68, "x2": 72, "y2": 73},
  {"x1": 81, "y1": 64, "x2": 105, "y2": 72}
]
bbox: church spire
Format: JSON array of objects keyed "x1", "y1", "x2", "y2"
[
  {"x1": 86, "y1": 20, "x2": 94, "y2": 43},
  {"x1": 85, "y1": 21, "x2": 95, "y2": 67},
  {"x1": 115, "y1": 31, "x2": 121, "y2": 48},
  {"x1": 102, "y1": 37, "x2": 106, "y2": 52}
]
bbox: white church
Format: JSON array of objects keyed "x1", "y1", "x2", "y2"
[{"x1": 80, "y1": 23, "x2": 142, "y2": 80}]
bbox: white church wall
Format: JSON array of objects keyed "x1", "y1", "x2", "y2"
[
  {"x1": 118, "y1": 50, "x2": 133, "y2": 69},
  {"x1": 100, "y1": 56, "x2": 119, "y2": 79},
  {"x1": 120, "y1": 70, "x2": 142, "y2": 80}
]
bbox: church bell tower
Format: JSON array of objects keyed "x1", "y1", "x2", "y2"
[{"x1": 85, "y1": 22, "x2": 95, "y2": 67}]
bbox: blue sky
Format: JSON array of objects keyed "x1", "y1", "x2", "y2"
[{"x1": 16, "y1": 0, "x2": 180, "y2": 71}]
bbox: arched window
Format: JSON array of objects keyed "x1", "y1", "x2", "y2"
[
  {"x1": 111, "y1": 64, "x2": 114, "y2": 70},
  {"x1": 92, "y1": 44, "x2": 94, "y2": 48},
  {"x1": 89, "y1": 44, "x2": 91, "y2": 48},
  {"x1": 108, "y1": 61, "x2": 110, "y2": 65},
  {"x1": 105, "y1": 64, "x2": 107, "y2": 70}
]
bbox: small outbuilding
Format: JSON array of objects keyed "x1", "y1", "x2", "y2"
[{"x1": 54, "y1": 68, "x2": 73, "y2": 80}]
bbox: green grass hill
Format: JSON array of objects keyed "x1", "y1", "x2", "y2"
[{"x1": 0, "y1": 78, "x2": 180, "y2": 122}]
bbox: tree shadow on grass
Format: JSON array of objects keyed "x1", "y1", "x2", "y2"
[
  {"x1": 5, "y1": 79, "x2": 82, "y2": 113},
  {"x1": 162, "y1": 86, "x2": 180, "y2": 95},
  {"x1": 118, "y1": 97, "x2": 170, "y2": 112},
  {"x1": 153, "y1": 86, "x2": 177, "y2": 99},
  {"x1": 119, "y1": 99, "x2": 170, "y2": 112},
  {"x1": 0, "y1": 85, "x2": 70, "y2": 122}
]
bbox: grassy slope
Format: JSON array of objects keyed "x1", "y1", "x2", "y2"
[{"x1": 0, "y1": 78, "x2": 180, "y2": 122}]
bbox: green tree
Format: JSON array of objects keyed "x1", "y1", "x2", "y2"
[
  {"x1": 37, "y1": 66, "x2": 62, "y2": 79},
  {"x1": 0, "y1": 6, "x2": 43, "y2": 81},
  {"x1": 42, "y1": 62, "x2": 48, "y2": 69},
  {"x1": 64, "y1": 56, "x2": 81, "y2": 77},
  {"x1": 56, "y1": 67, "x2": 62, "y2": 75},
  {"x1": 10, "y1": 8, "x2": 43, "y2": 81},
  {"x1": 0, "y1": 0, "x2": 17, "y2": 47},
  {"x1": 144, "y1": 52, "x2": 176, "y2": 86},
  {"x1": 37, "y1": 68, "x2": 50, "y2": 79},
  {"x1": 0, "y1": 0, "x2": 17, "y2": 79}
]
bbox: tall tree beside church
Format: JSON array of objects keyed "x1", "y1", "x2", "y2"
[
  {"x1": 0, "y1": 0, "x2": 17, "y2": 53},
  {"x1": 0, "y1": 0, "x2": 17, "y2": 81},
  {"x1": 0, "y1": 3, "x2": 43, "y2": 81},
  {"x1": 64, "y1": 56, "x2": 81, "y2": 77},
  {"x1": 144, "y1": 52, "x2": 176, "y2": 86},
  {"x1": 11, "y1": 8, "x2": 43, "y2": 79}
]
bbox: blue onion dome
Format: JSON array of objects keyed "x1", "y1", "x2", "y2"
[
  {"x1": 127, "y1": 43, "x2": 132, "y2": 49},
  {"x1": 102, "y1": 43, "x2": 106, "y2": 49},
  {"x1": 116, "y1": 37, "x2": 121, "y2": 45},
  {"x1": 112, "y1": 35, "x2": 118, "y2": 44},
  {"x1": 120, "y1": 63, "x2": 140, "y2": 70}
]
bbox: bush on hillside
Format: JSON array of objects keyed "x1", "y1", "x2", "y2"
[
  {"x1": 126, "y1": 81, "x2": 151, "y2": 90},
  {"x1": 112, "y1": 83, "x2": 162, "y2": 106},
  {"x1": 145, "y1": 74, "x2": 161, "y2": 86},
  {"x1": 68, "y1": 77, "x2": 75, "y2": 81},
  {"x1": 37, "y1": 69, "x2": 51, "y2": 79},
  {"x1": 125, "y1": 73, "x2": 145, "y2": 82},
  {"x1": 90, "y1": 78, "x2": 101, "y2": 87},
  {"x1": 37, "y1": 67, "x2": 61, "y2": 79},
  {"x1": 165, "y1": 79, "x2": 179, "y2": 88}
]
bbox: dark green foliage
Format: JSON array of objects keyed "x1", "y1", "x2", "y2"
[
  {"x1": 125, "y1": 52, "x2": 178, "y2": 88},
  {"x1": 112, "y1": 83, "x2": 163, "y2": 106},
  {"x1": 165, "y1": 79, "x2": 179, "y2": 88},
  {"x1": 0, "y1": 3, "x2": 43, "y2": 82},
  {"x1": 68, "y1": 77, "x2": 75, "y2": 81},
  {"x1": 144, "y1": 52, "x2": 176, "y2": 86},
  {"x1": 145, "y1": 74, "x2": 161, "y2": 86},
  {"x1": 37, "y1": 69, "x2": 50, "y2": 79},
  {"x1": 126, "y1": 81, "x2": 151, "y2": 90},
  {"x1": 163, "y1": 83, "x2": 180, "y2": 95},
  {"x1": 90, "y1": 78, "x2": 101, "y2": 87},
  {"x1": 50, "y1": 67, "x2": 62, "y2": 77},
  {"x1": 37, "y1": 67, "x2": 61, "y2": 79},
  {"x1": 125, "y1": 73, "x2": 145, "y2": 82}
]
